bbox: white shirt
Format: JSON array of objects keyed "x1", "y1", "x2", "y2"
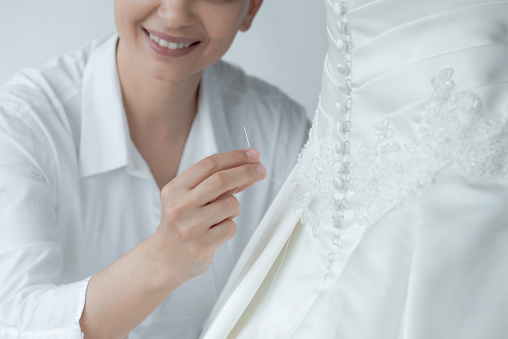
[{"x1": 0, "y1": 34, "x2": 309, "y2": 338}]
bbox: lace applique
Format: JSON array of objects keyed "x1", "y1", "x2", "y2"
[
  {"x1": 350, "y1": 68, "x2": 508, "y2": 226},
  {"x1": 291, "y1": 68, "x2": 508, "y2": 233},
  {"x1": 290, "y1": 113, "x2": 340, "y2": 236},
  {"x1": 415, "y1": 69, "x2": 508, "y2": 176}
]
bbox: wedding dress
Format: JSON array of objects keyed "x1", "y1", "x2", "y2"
[{"x1": 200, "y1": 0, "x2": 508, "y2": 338}]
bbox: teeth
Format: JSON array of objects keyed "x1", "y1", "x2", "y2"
[
  {"x1": 149, "y1": 33, "x2": 192, "y2": 50},
  {"x1": 159, "y1": 39, "x2": 169, "y2": 47},
  {"x1": 149, "y1": 33, "x2": 160, "y2": 43}
]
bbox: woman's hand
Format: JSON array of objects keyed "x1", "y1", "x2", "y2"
[
  {"x1": 152, "y1": 148, "x2": 266, "y2": 285},
  {"x1": 80, "y1": 149, "x2": 265, "y2": 338}
]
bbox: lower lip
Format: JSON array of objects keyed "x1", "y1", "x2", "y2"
[{"x1": 144, "y1": 30, "x2": 199, "y2": 58}]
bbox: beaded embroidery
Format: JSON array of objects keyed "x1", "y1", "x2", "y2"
[
  {"x1": 350, "y1": 68, "x2": 508, "y2": 226},
  {"x1": 291, "y1": 67, "x2": 508, "y2": 232},
  {"x1": 290, "y1": 0, "x2": 353, "y2": 240},
  {"x1": 290, "y1": 113, "x2": 339, "y2": 236}
]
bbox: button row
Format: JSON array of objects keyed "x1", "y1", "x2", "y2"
[{"x1": 326, "y1": 0, "x2": 352, "y2": 274}]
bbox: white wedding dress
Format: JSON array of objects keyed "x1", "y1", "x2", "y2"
[{"x1": 200, "y1": 0, "x2": 508, "y2": 338}]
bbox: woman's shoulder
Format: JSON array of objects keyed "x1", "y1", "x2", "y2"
[
  {"x1": 0, "y1": 35, "x2": 116, "y2": 135},
  {"x1": 0, "y1": 34, "x2": 113, "y2": 116},
  {"x1": 0, "y1": 34, "x2": 117, "y2": 167}
]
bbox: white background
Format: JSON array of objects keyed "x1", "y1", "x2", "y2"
[{"x1": 0, "y1": 0, "x2": 327, "y2": 117}]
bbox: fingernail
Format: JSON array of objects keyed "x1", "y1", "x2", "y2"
[
  {"x1": 256, "y1": 164, "x2": 266, "y2": 176},
  {"x1": 247, "y1": 149, "x2": 258, "y2": 159}
]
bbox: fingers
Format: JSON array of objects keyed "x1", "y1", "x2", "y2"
[
  {"x1": 191, "y1": 162, "x2": 266, "y2": 206},
  {"x1": 225, "y1": 183, "x2": 254, "y2": 196},
  {"x1": 155, "y1": 149, "x2": 267, "y2": 282},
  {"x1": 206, "y1": 219, "x2": 237, "y2": 250},
  {"x1": 199, "y1": 194, "x2": 241, "y2": 229},
  {"x1": 174, "y1": 149, "x2": 261, "y2": 190},
  {"x1": 162, "y1": 194, "x2": 241, "y2": 243}
]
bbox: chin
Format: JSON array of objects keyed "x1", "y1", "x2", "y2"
[{"x1": 145, "y1": 64, "x2": 201, "y2": 83}]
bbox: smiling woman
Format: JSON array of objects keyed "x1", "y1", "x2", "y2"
[
  {"x1": 0, "y1": 0, "x2": 311, "y2": 338},
  {"x1": 114, "y1": 0, "x2": 257, "y2": 82}
]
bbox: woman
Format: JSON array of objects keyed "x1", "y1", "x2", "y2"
[
  {"x1": 0, "y1": 0, "x2": 309, "y2": 338},
  {"x1": 200, "y1": 0, "x2": 508, "y2": 338}
]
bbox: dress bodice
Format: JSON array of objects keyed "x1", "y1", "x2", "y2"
[{"x1": 292, "y1": 0, "x2": 508, "y2": 235}]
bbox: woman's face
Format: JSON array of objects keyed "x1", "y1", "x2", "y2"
[{"x1": 115, "y1": 0, "x2": 261, "y2": 82}]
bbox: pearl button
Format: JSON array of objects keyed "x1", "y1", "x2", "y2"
[
  {"x1": 340, "y1": 2, "x2": 347, "y2": 15},
  {"x1": 346, "y1": 98, "x2": 353, "y2": 110},
  {"x1": 335, "y1": 102, "x2": 347, "y2": 114},
  {"x1": 333, "y1": 176, "x2": 344, "y2": 190},
  {"x1": 334, "y1": 161, "x2": 345, "y2": 173},
  {"x1": 328, "y1": 253, "x2": 336, "y2": 262},
  {"x1": 332, "y1": 213, "x2": 344, "y2": 228},
  {"x1": 343, "y1": 141, "x2": 350, "y2": 153},
  {"x1": 347, "y1": 79, "x2": 352, "y2": 91},
  {"x1": 344, "y1": 121, "x2": 351, "y2": 133},
  {"x1": 333, "y1": 197, "x2": 342, "y2": 210},
  {"x1": 336, "y1": 38, "x2": 345, "y2": 50},
  {"x1": 335, "y1": 140, "x2": 344, "y2": 154},
  {"x1": 332, "y1": 236, "x2": 340, "y2": 246},
  {"x1": 338, "y1": 82, "x2": 349, "y2": 95},
  {"x1": 336, "y1": 20, "x2": 342, "y2": 32},
  {"x1": 342, "y1": 23, "x2": 351, "y2": 35},
  {"x1": 337, "y1": 63, "x2": 350, "y2": 76},
  {"x1": 333, "y1": 2, "x2": 341, "y2": 15},
  {"x1": 336, "y1": 120, "x2": 342, "y2": 133},
  {"x1": 344, "y1": 42, "x2": 353, "y2": 53}
]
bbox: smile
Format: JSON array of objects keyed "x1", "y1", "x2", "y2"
[{"x1": 149, "y1": 33, "x2": 193, "y2": 50}]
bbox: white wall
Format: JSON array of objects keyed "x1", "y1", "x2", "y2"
[
  {"x1": 0, "y1": 0, "x2": 116, "y2": 81},
  {"x1": 224, "y1": 0, "x2": 327, "y2": 116},
  {"x1": 0, "y1": 0, "x2": 327, "y2": 117}
]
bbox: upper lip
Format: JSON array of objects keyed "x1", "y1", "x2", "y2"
[{"x1": 145, "y1": 29, "x2": 199, "y2": 44}]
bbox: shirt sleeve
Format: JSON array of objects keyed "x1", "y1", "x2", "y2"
[{"x1": 0, "y1": 104, "x2": 90, "y2": 338}]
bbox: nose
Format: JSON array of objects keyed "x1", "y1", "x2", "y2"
[{"x1": 158, "y1": 0, "x2": 196, "y2": 29}]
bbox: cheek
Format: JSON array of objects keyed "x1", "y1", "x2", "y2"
[
  {"x1": 202, "y1": 6, "x2": 248, "y2": 52},
  {"x1": 114, "y1": 1, "x2": 156, "y2": 36}
]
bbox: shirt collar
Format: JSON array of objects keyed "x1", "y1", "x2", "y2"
[
  {"x1": 79, "y1": 34, "x2": 131, "y2": 178},
  {"x1": 79, "y1": 34, "x2": 232, "y2": 179}
]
